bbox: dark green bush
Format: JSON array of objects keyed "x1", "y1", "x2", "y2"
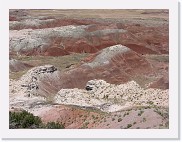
[
  {"x1": 45, "y1": 122, "x2": 65, "y2": 129},
  {"x1": 9, "y1": 110, "x2": 65, "y2": 129},
  {"x1": 9, "y1": 110, "x2": 42, "y2": 129},
  {"x1": 126, "y1": 124, "x2": 132, "y2": 128},
  {"x1": 118, "y1": 118, "x2": 122, "y2": 122}
]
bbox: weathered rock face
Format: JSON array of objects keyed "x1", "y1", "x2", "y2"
[
  {"x1": 10, "y1": 65, "x2": 59, "y2": 97},
  {"x1": 54, "y1": 79, "x2": 168, "y2": 112},
  {"x1": 9, "y1": 65, "x2": 62, "y2": 117}
]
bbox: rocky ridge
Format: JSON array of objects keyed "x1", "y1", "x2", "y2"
[
  {"x1": 83, "y1": 44, "x2": 130, "y2": 68},
  {"x1": 54, "y1": 79, "x2": 168, "y2": 112},
  {"x1": 9, "y1": 25, "x2": 126, "y2": 55}
]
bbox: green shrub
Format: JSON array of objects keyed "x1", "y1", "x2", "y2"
[
  {"x1": 138, "y1": 110, "x2": 144, "y2": 116},
  {"x1": 9, "y1": 111, "x2": 65, "y2": 129},
  {"x1": 45, "y1": 122, "x2": 65, "y2": 129},
  {"x1": 142, "y1": 117, "x2": 147, "y2": 122},
  {"x1": 126, "y1": 124, "x2": 132, "y2": 128},
  {"x1": 118, "y1": 118, "x2": 122, "y2": 122},
  {"x1": 9, "y1": 110, "x2": 42, "y2": 129}
]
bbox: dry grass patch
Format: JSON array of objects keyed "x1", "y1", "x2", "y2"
[
  {"x1": 144, "y1": 54, "x2": 169, "y2": 63},
  {"x1": 10, "y1": 53, "x2": 89, "y2": 80}
]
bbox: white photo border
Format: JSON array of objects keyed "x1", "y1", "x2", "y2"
[{"x1": 0, "y1": 0, "x2": 179, "y2": 139}]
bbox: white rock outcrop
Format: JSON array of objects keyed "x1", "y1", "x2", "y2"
[
  {"x1": 54, "y1": 79, "x2": 168, "y2": 112},
  {"x1": 9, "y1": 65, "x2": 59, "y2": 112}
]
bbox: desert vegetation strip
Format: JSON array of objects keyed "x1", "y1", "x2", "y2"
[{"x1": 9, "y1": 110, "x2": 65, "y2": 129}]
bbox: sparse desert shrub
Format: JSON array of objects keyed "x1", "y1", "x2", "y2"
[
  {"x1": 112, "y1": 118, "x2": 115, "y2": 121},
  {"x1": 144, "y1": 106, "x2": 151, "y2": 109},
  {"x1": 85, "y1": 122, "x2": 89, "y2": 126},
  {"x1": 159, "y1": 124, "x2": 163, "y2": 127},
  {"x1": 138, "y1": 110, "x2": 144, "y2": 116},
  {"x1": 123, "y1": 111, "x2": 130, "y2": 117},
  {"x1": 126, "y1": 124, "x2": 132, "y2": 128},
  {"x1": 154, "y1": 108, "x2": 169, "y2": 119},
  {"x1": 165, "y1": 121, "x2": 169, "y2": 128},
  {"x1": 45, "y1": 122, "x2": 65, "y2": 129},
  {"x1": 118, "y1": 118, "x2": 122, "y2": 122},
  {"x1": 95, "y1": 116, "x2": 99, "y2": 119},
  {"x1": 80, "y1": 121, "x2": 89, "y2": 129},
  {"x1": 148, "y1": 101, "x2": 154, "y2": 105},
  {"x1": 142, "y1": 117, "x2": 147, "y2": 122}
]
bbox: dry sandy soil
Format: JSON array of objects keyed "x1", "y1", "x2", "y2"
[{"x1": 9, "y1": 9, "x2": 169, "y2": 129}]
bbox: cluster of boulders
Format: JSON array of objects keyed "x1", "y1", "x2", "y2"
[{"x1": 54, "y1": 79, "x2": 168, "y2": 112}]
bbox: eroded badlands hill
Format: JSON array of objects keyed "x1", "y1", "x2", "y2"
[{"x1": 9, "y1": 9, "x2": 169, "y2": 129}]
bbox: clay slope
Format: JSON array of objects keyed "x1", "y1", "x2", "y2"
[
  {"x1": 9, "y1": 10, "x2": 168, "y2": 56},
  {"x1": 9, "y1": 46, "x2": 168, "y2": 129},
  {"x1": 55, "y1": 44, "x2": 155, "y2": 89},
  {"x1": 9, "y1": 24, "x2": 167, "y2": 56},
  {"x1": 10, "y1": 44, "x2": 154, "y2": 98},
  {"x1": 39, "y1": 103, "x2": 168, "y2": 129},
  {"x1": 9, "y1": 45, "x2": 158, "y2": 107},
  {"x1": 9, "y1": 44, "x2": 164, "y2": 103},
  {"x1": 149, "y1": 76, "x2": 169, "y2": 90}
]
